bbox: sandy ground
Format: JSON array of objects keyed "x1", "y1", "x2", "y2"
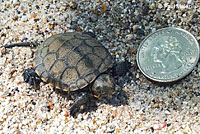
[{"x1": 0, "y1": 0, "x2": 200, "y2": 133}]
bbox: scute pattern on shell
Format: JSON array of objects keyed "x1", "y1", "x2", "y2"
[{"x1": 33, "y1": 32, "x2": 113, "y2": 91}]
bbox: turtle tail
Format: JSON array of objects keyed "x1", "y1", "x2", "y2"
[{"x1": 1, "y1": 42, "x2": 39, "y2": 48}]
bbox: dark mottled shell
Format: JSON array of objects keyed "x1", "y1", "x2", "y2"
[{"x1": 33, "y1": 32, "x2": 113, "y2": 91}]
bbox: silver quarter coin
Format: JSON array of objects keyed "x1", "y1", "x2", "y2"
[{"x1": 136, "y1": 27, "x2": 200, "y2": 82}]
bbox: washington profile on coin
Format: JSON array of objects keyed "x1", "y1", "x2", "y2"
[{"x1": 136, "y1": 27, "x2": 200, "y2": 82}]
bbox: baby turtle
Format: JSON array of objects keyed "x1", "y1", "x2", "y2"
[{"x1": 22, "y1": 32, "x2": 116, "y2": 116}]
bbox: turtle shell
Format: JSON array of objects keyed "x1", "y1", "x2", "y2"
[{"x1": 33, "y1": 32, "x2": 113, "y2": 91}]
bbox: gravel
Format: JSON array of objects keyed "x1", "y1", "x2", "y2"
[{"x1": 0, "y1": 0, "x2": 200, "y2": 133}]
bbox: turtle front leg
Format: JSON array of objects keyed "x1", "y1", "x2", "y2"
[
  {"x1": 22, "y1": 67, "x2": 41, "y2": 89},
  {"x1": 70, "y1": 92, "x2": 91, "y2": 117}
]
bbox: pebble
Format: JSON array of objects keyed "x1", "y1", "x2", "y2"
[
  {"x1": 153, "y1": 103, "x2": 159, "y2": 108},
  {"x1": 90, "y1": 14, "x2": 98, "y2": 22},
  {"x1": 164, "y1": 110, "x2": 171, "y2": 115},
  {"x1": 158, "y1": 3, "x2": 163, "y2": 9},
  {"x1": 132, "y1": 25, "x2": 139, "y2": 31},
  {"x1": 21, "y1": 16, "x2": 28, "y2": 22},
  {"x1": 187, "y1": 0, "x2": 192, "y2": 4},
  {"x1": 125, "y1": 34, "x2": 134, "y2": 41},
  {"x1": 153, "y1": 122, "x2": 167, "y2": 130},
  {"x1": 0, "y1": 57, "x2": 6, "y2": 66},
  {"x1": 1, "y1": 48, "x2": 6, "y2": 55},
  {"x1": 12, "y1": 0, "x2": 18, "y2": 4}
]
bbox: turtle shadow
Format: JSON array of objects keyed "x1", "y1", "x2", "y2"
[{"x1": 101, "y1": 88, "x2": 128, "y2": 106}]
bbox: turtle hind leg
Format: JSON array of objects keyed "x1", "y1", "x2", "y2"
[
  {"x1": 70, "y1": 92, "x2": 94, "y2": 117},
  {"x1": 22, "y1": 67, "x2": 41, "y2": 89}
]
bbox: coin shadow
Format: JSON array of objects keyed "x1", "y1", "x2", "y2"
[
  {"x1": 146, "y1": 77, "x2": 183, "y2": 86},
  {"x1": 145, "y1": 71, "x2": 193, "y2": 86}
]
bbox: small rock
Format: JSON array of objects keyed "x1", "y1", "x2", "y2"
[
  {"x1": 48, "y1": 101, "x2": 54, "y2": 110},
  {"x1": 125, "y1": 34, "x2": 134, "y2": 41},
  {"x1": 132, "y1": 25, "x2": 139, "y2": 31},
  {"x1": 187, "y1": 0, "x2": 192, "y2": 4},
  {"x1": 21, "y1": 15, "x2": 28, "y2": 21},
  {"x1": 90, "y1": 14, "x2": 98, "y2": 22},
  {"x1": 136, "y1": 73, "x2": 139, "y2": 78},
  {"x1": 0, "y1": 117, "x2": 4, "y2": 122},
  {"x1": 102, "y1": 2, "x2": 107, "y2": 12},
  {"x1": 164, "y1": 110, "x2": 171, "y2": 115},
  {"x1": 30, "y1": 13, "x2": 36, "y2": 19},
  {"x1": 49, "y1": 24, "x2": 54, "y2": 30},
  {"x1": 164, "y1": 3, "x2": 168, "y2": 8},
  {"x1": 1, "y1": 47, "x2": 6, "y2": 55},
  {"x1": 0, "y1": 57, "x2": 6, "y2": 66},
  {"x1": 153, "y1": 122, "x2": 167, "y2": 130},
  {"x1": 50, "y1": 4, "x2": 56, "y2": 9},
  {"x1": 12, "y1": 0, "x2": 18, "y2": 4},
  {"x1": 158, "y1": 3, "x2": 163, "y2": 9},
  {"x1": 142, "y1": 5, "x2": 149, "y2": 15},
  {"x1": 137, "y1": 28, "x2": 145, "y2": 35},
  {"x1": 153, "y1": 103, "x2": 159, "y2": 108}
]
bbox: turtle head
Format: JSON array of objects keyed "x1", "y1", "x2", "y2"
[{"x1": 91, "y1": 74, "x2": 115, "y2": 98}]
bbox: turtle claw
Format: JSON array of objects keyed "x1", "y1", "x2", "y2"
[
  {"x1": 70, "y1": 92, "x2": 89, "y2": 117},
  {"x1": 22, "y1": 67, "x2": 41, "y2": 89}
]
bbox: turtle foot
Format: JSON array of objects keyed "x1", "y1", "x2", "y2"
[
  {"x1": 22, "y1": 67, "x2": 41, "y2": 89},
  {"x1": 70, "y1": 92, "x2": 90, "y2": 117},
  {"x1": 112, "y1": 60, "x2": 132, "y2": 76}
]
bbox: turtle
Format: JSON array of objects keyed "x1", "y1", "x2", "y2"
[
  {"x1": 21, "y1": 32, "x2": 117, "y2": 116},
  {"x1": 3, "y1": 32, "x2": 132, "y2": 117}
]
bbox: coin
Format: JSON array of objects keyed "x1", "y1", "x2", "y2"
[{"x1": 136, "y1": 27, "x2": 200, "y2": 82}]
